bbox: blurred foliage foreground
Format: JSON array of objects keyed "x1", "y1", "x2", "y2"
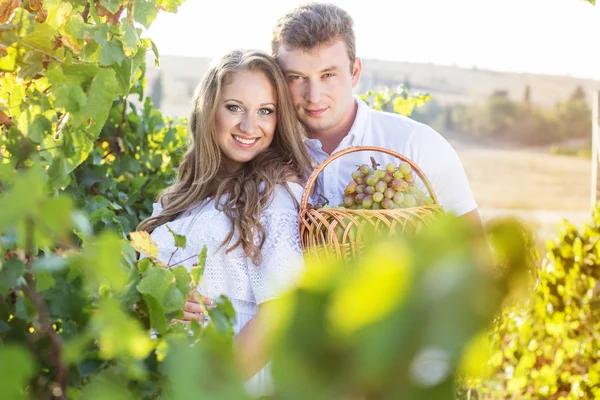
[{"x1": 2, "y1": 0, "x2": 600, "y2": 399}]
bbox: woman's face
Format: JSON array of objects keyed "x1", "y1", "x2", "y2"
[{"x1": 215, "y1": 69, "x2": 277, "y2": 172}]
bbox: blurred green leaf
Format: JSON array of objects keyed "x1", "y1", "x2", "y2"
[
  {"x1": 133, "y1": 2, "x2": 158, "y2": 29},
  {"x1": 0, "y1": 345, "x2": 35, "y2": 399}
]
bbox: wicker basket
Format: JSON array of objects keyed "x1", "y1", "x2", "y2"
[{"x1": 299, "y1": 146, "x2": 444, "y2": 261}]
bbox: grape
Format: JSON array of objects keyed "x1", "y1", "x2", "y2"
[
  {"x1": 355, "y1": 177, "x2": 365, "y2": 185},
  {"x1": 359, "y1": 164, "x2": 370, "y2": 175},
  {"x1": 375, "y1": 180, "x2": 387, "y2": 193},
  {"x1": 372, "y1": 202, "x2": 382, "y2": 210},
  {"x1": 386, "y1": 162, "x2": 396, "y2": 174},
  {"x1": 352, "y1": 170, "x2": 363, "y2": 181},
  {"x1": 365, "y1": 175, "x2": 379, "y2": 187},
  {"x1": 423, "y1": 198, "x2": 434, "y2": 206},
  {"x1": 403, "y1": 194, "x2": 417, "y2": 207},
  {"x1": 374, "y1": 169, "x2": 386, "y2": 179},
  {"x1": 407, "y1": 186, "x2": 420, "y2": 195},
  {"x1": 399, "y1": 162, "x2": 411, "y2": 175},
  {"x1": 381, "y1": 198, "x2": 394, "y2": 209},
  {"x1": 373, "y1": 192, "x2": 384, "y2": 202},
  {"x1": 392, "y1": 191, "x2": 404, "y2": 205},
  {"x1": 343, "y1": 195, "x2": 355, "y2": 207},
  {"x1": 344, "y1": 181, "x2": 357, "y2": 194},
  {"x1": 356, "y1": 184, "x2": 366, "y2": 194},
  {"x1": 355, "y1": 193, "x2": 366, "y2": 204},
  {"x1": 393, "y1": 170, "x2": 404, "y2": 180},
  {"x1": 384, "y1": 188, "x2": 395, "y2": 199},
  {"x1": 365, "y1": 185, "x2": 376, "y2": 195},
  {"x1": 404, "y1": 173, "x2": 414, "y2": 182},
  {"x1": 383, "y1": 173, "x2": 393, "y2": 183},
  {"x1": 391, "y1": 179, "x2": 408, "y2": 192},
  {"x1": 362, "y1": 195, "x2": 374, "y2": 209}
]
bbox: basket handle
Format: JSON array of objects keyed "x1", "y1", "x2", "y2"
[{"x1": 300, "y1": 145, "x2": 439, "y2": 210}]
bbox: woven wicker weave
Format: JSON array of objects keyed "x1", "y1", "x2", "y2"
[{"x1": 299, "y1": 146, "x2": 443, "y2": 261}]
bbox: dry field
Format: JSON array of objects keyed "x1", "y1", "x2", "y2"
[{"x1": 450, "y1": 137, "x2": 592, "y2": 243}]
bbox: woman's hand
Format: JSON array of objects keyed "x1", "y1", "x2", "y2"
[{"x1": 174, "y1": 293, "x2": 216, "y2": 324}]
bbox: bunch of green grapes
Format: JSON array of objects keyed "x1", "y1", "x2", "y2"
[{"x1": 341, "y1": 160, "x2": 434, "y2": 210}]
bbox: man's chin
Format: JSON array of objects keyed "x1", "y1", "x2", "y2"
[{"x1": 300, "y1": 119, "x2": 332, "y2": 134}]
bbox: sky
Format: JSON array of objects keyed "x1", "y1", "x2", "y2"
[{"x1": 146, "y1": 0, "x2": 600, "y2": 80}]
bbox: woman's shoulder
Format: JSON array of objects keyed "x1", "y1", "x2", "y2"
[{"x1": 267, "y1": 181, "x2": 304, "y2": 211}]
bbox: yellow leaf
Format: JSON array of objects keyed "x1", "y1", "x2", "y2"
[
  {"x1": 327, "y1": 241, "x2": 412, "y2": 334},
  {"x1": 130, "y1": 231, "x2": 158, "y2": 258}
]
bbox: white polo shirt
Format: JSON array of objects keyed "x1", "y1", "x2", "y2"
[{"x1": 305, "y1": 97, "x2": 477, "y2": 216}]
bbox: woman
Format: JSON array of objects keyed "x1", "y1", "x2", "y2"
[{"x1": 138, "y1": 49, "x2": 313, "y2": 396}]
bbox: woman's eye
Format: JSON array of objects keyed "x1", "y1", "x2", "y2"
[
  {"x1": 227, "y1": 105, "x2": 242, "y2": 112},
  {"x1": 258, "y1": 108, "x2": 274, "y2": 115}
]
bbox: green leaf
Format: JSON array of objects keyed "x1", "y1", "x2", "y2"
[
  {"x1": 102, "y1": 0, "x2": 123, "y2": 14},
  {"x1": 171, "y1": 265, "x2": 191, "y2": 297},
  {"x1": 28, "y1": 114, "x2": 52, "y2": 143},
  {"x1": 31, "y1": 256, "x2": 69, "y2": 273},
  {"x1": 0, "y1": 44, "x2": 20, "y2": 72},
  {"x1": 150, "y1": 40, "x2": 159, "y2": 66},
  {"x1": 190, "y1": 245, "x2": 207, "y2": 287},
  {"x1": 46, "y1": 1, "x2": 74, "y2": 30},
  {"x1": 21, "y1": 22, "x2": 56, "y2": 54},
  {"x1": 143, "y1": 293, "x2": 168, "y2": 335},
  {"x1": 166, "y1": 224, "x2": 186, "y2": 249},
  {"x1": 99, "y1": 40, "x2": 126, "y2": 66},
  {"x1": 0, "y1": 345, "x2": 35, "y2": 399},
  {"x1": 0, "y1": 259, "x2": 25, "y2": 295},
  {"x1": 82, "y1": 232, "x2": 130, "y2": 292},
  {"x1": 65, "y1": 86, "x2": 87, "y2": 113},
  {"x1": 121, "y1": 19, "x2": 140, "y2": 53},
  {"x1": 133, "y1": 2, "x2": 158, "y2": 29},
  {"x1": 0, "y1": 165, "x2": 46, "y2": 233},
  {"x1": 84, "y1": 68, "x2": 123, "y2": 138},
  {"x1": 156, "y1": 0, "x2": 186, "y2": 12},
  {"x1": 47, "y1": 155, "x2": 71, "y2": 190},
  {"x1": 33, "y1": 270, "x2": 55, "y2": 292},
  {"x1": 137, "y1": 267, "x2": 184, "y2": 314},
  {"x1": 90, "y1": 298, "x2": 154, "y2": 360},
  {"x1": 9, "y1": 84, "x2": 25, "y2": 120},
  {"x1": 208, "y1": 295, "x2": 236, "y2": 337}
]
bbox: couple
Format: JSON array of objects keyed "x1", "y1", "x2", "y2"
[{"x1": 138, "y1": 2, "x2": 480, "y2": 397}]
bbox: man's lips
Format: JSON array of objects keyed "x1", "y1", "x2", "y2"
[{"x1": 304, "y1": 107, "x2": 328, "y2": 116}]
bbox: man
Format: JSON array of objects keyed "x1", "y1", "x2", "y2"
[{"x1": 271, "y1": 2, "x2": 482, "y2": 228}]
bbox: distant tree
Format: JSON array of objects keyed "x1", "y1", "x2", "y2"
[
  {"x1": 151, "y1": 72, "x2": 164, "y2": 110},
  {"x1": 570, "y1": 85, "x2": 587, "y2": 102},
  {"x1": 523, "y1": 84, "x2": 531, "y2": 106}
]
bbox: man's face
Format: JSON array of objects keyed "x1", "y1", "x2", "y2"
[{"x1": 277, "y1": 39, "x2": 361, "y2": 137}]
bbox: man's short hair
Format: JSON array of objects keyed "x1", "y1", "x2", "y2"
[{"x1": 271, "y1": 2, "x2": 356, "y2": 68}]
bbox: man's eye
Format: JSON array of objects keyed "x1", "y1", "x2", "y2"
[
  {"x1": 323, "y1": 73, "x2": 335, "y2": 78},
  {"x1": 227, "y1": 105, "x2": 242, "y2": 112},
  {"x1": 258, "y1": 108, "x2": 274, "y2": 115},
  {"x1": 289, "y1": 75, "x2": 303, "y2": 81}
]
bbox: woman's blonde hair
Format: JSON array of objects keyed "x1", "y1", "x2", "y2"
[{"x1": 138, "y1": 49, "x2": 313, "y2": 265}]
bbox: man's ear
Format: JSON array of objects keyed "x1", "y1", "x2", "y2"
[{"x1": 351, "y1": 57, "x2": 362, "y2": 88}]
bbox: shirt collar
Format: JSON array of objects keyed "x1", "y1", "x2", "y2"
[{"x1": 346, "y1": 95, "x2": 370, "y2": 144}]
